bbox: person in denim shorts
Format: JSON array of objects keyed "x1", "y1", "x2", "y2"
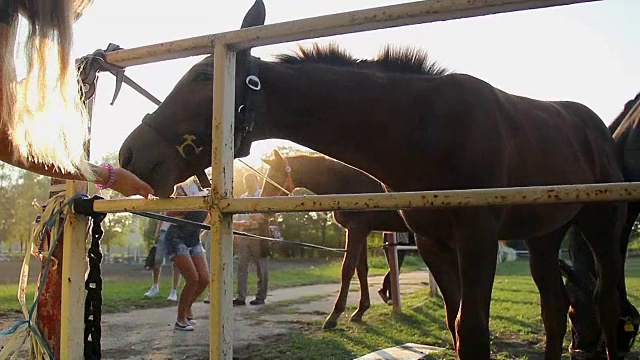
[
  {"x1": 165, "y1": 177, "x2": 209, "y2": 331},
  {"x1": 143, "y1": 220, "x2": 182, "y2": 301}
]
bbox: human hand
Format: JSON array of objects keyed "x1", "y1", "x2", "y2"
[{"x1": 107, "y1": 167, "x2": 154, "y2": 198}]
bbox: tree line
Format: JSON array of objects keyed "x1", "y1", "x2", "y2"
[{"x1": 4, "y1": 145, "x2": 630, "y2": 259}]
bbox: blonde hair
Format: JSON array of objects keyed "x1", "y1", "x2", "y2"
[{"x1": 1, "y1": 0, "x2": 95, "y2": 179}]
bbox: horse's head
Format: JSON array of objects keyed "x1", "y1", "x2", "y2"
[
  {"x1": 119, "y1": 0, "x2": 266, "y2": 197},
  {"x1": 261, "y1": 150, "x2": 296, "y2": 198},
  {"x1": 560, "y1": 228, "x2": 639, "y2": 359}
]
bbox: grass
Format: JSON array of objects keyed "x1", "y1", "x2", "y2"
[
  {"x1": 235, "y1": 258, "x2": 640, "y2": 360},
  {"x1": 8, "y1": 255, "x2": 637, "y2": 358},
  {"x1": 0, "y1": 255, "x2": 425, "y2": 314}
]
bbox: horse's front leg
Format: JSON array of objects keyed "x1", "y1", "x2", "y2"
[
  {"x1": 323, "y1": 226, "x2": 367, "y2": 330},
  {"x1": 416, "y1": 235, "x2": 461, "y2": 349},
  {"x1": 454, "y1": 209, "x2": 499, "y2": 359},
  {"x1": 526, "y1": 226, "x2": 571, "y2": 360},
  {"x1": 350, "y1": 242, "x2": 370, "y2": 323}
]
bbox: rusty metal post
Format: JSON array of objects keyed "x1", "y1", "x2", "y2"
[{"x1": 385, "y1": 232, "x2": 402, "y2": 313}]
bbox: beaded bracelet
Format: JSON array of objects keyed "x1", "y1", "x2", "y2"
[{"x1": 96, "y1": 163, "x2": 116, "y2": 190}]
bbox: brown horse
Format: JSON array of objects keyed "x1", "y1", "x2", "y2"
[
  {"x1": 118, "y1": 1, "x2": 628, "y2": 358},
  {"x1": 560, "y1": 92, "x2": 640, "y2": 359},
  {"x1": 261, "y1": 149, "x2": 411, "y2": 329}
]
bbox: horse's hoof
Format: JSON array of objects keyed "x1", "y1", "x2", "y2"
[
  {"x1": 349, "y1": 315, "x2": 363, "y2": 323},
  {"x1": 322, "y1": 317, "x2": 338, "y2": 330}
]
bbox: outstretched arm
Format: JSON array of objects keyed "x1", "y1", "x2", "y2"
[{"x1": 0, "y1": 133, "x2": 154, "y2": 197}]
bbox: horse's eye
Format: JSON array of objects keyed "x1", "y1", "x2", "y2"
[{"x1": 194, "y1": 72, "x2": 212, "y2": 82}]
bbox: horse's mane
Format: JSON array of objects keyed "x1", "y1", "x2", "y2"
[
  {"x1": 275, "y1": 43, "x2": 356, "y2": 67},
  {"x1": 0, "y1": 0, "x2": 94, "y2": 177},
  {"x1": 609, "y1": 92, "x2": 640, "y2": 135},
  {"x1": 275, "y1": 42, "x2": 451, "y2": 76}
]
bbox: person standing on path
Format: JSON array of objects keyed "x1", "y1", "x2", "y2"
[
  {"x1": 164, "y1": 177, "x2": 209, "y2": 331},
  {"x1": 144, "y1": 219, "x2": 183, "y2": 301},
  {"x1": 378, "y1": 232, "x2": 416, "y2": 304},
  {"x1": 233, "y1": 173, "x2": 271, "y2": 306}
]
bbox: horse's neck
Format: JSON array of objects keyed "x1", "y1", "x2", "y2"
[
  {"x1": 611, "y1": 95, "x2": 640, "y2": 137},
  {"x1": 290, "y1": 156, "x2": 383, "y2": 195},
  {"x1": 259, "y1": 61, "x2": 407, "y2": 181}
]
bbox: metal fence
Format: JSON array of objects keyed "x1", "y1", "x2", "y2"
[{"x1": 55, "y1": 0, "x2": 635, "y2": 359}]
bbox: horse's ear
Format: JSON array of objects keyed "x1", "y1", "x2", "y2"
[
  {"x1": 236, "y1": 0, "x2": 266, "y2": 66},
  {"x1": 240, "y1": 0, "x2": 266, "y2": 29},
  {"x1": 236, "y1": 0, "x2": 266, "y2": 109},
  {"x1": 273, "y1": 149, "x2": 284, "y2": 162}
]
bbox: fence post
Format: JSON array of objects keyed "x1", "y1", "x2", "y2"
[
  {"x1": 59, "y1": 180, "x2": 89, "y2": 360},
  {"x1": 385, "y1": 232, "x2": 402, "y2": 313},
  {"x1": 429, "y1": 270, "x2": 440, "y2": 298},
  {"x1": 209, "y1": 42, "x2": 236, "y2": 360},
  {"x1": 61, "y1": 68, "x2": 97, "y2": 359}
]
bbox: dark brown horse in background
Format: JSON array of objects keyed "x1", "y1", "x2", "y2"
[
  {"x1": 561, "y1": 92, "x2": 640, "y2": 359},
  {"x1": 118, "y1": 1, "x2": 632, "y2": 358},
  {"x1": 261, "y1": 149, "x2": 413, "y2": 329}
]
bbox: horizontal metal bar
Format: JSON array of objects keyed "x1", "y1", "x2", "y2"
[
  {"x1": 101, "y1": 0, "x2": 596, "y2": 68},
  {"x1": 219, "y1": 0, "x2": 598, "y2": 50},
  {"x1": 218, "y1": 182, "x2": 640, "y2": 213},
  {"x1": 103, "y1": 34, "x2": 215, "y2": 68},
  {"x1": 92, "y1": 196, "x2": 209, "y2": 213},
  {"x1": 88, "y1": 182, "x2": 640, "y2": 215}
]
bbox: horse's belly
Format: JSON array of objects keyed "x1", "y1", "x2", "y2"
[
  {"x1": 498, "y1": 204, "x2": 581, "y2": 239},
  {"x1": 398, "y1": 204, "x2": 581, "y2": 243}
]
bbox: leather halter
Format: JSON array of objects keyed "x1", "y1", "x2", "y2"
[
  {"x1": 234, "y1": 58, "x2": 262, "y2": 156},
  {"x1": 275, "y1": 161, "x2": 295, "y2": 197},
  {"x1": 140, "y1": 113, "x2": 212, "y2": 188},
  {"x1": 136, "y1": 59, "x2": 261, "y2": 186}
]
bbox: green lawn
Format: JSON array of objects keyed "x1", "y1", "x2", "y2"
[
  {"x1": 0, "y1": 255, "x2": 425, "y2": 314},
  {"x1": 4, "y1": 255, "x2": 639, "y2": 359},
  {"x1": 236, "y1": 258, "x2": 640, "y2": 360}
]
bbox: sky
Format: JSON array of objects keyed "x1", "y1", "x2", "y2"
[{"x1": 63, "y1": 0, "x2": 639, "y2": 167}]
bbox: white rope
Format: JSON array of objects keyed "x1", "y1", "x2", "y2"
[{"x1": 237, "y1": 158, "x2": 291, "y2": 195}]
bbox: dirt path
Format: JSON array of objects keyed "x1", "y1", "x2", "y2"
[{"x1": 101, "y1": 269, "x2": 431, "y2": 360}]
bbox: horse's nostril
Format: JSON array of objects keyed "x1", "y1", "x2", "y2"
[{"x1": 120, "y1": 147, "x2": 133, "y2": 169}]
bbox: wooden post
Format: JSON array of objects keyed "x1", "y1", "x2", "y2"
[
  {"x1": 209, "y1": 42, "x2": 235, "y2": 360},
  {"x1": 385, "y1": 232, "x2": 402, "y2": 314},
  {"x1": 59, "y1": 181, "x2": 89, "y2": 360},
  {"x1": 429, "y1": 271, "x2": 440, "y2": 298}
]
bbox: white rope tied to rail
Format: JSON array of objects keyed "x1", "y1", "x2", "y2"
[{"x1": 237, "y1": 158, "x2": 291, "y2": 195}]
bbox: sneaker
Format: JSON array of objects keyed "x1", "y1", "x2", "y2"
[
  {"x1": 249, "y1": 298, "x2": 265, "y2": 306},
  {"x1": 144, "y1": 285, "x2": 160, "y2": 298},
  {"x1": 204, "y1": 294, "x2": 210, "y2": 304},
  {"x1": 187, "y1": 317, "x2": 196, "y2": 326},
  {"x1": 167, "y1": 289, "x2": 178, "y2": 302},
  {"x1": 174, "y1": 321, "x2": 194, "y2": 331},
  {"x1": 233, "y1": 298, "x2": 246, "y2": 306}
]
